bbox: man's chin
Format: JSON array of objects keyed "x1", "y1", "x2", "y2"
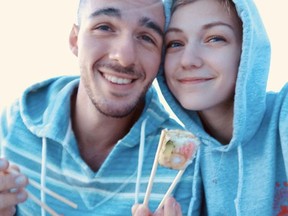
[{"x1": 95, "y1": 103, "x2": 137, "y2": 118}]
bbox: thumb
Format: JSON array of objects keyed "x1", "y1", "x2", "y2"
[
  {"x1": 132, "y1": 204, "x2": 151, "y2": 216},
  {"x1": 132, "y1": 204, "x2": 140, "y2": 215}
]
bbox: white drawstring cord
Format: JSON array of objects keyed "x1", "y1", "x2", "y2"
[{"x1": 41, "y1": 137, "x2": 48, "y2": 216}]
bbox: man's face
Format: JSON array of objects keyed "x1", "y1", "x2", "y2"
[{"x1": 70, "y1": 0, "x2": 165, "y2": 118}]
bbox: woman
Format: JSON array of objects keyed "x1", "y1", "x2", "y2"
[{"x1": 134, "y1": 0, "x2": 288, "y2": 215}]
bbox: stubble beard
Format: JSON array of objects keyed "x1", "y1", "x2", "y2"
[
  {"x1": 87, "y1": 85, "x2": 149, "y2": 118},
  {"x1": 82, "y1": 69, "x2": 152, "y2": 119}
]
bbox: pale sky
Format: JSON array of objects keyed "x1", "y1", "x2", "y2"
[{"x1": 0, "y1": 1, "x2": 287, "y2": 111}]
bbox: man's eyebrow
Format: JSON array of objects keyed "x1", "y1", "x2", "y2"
[
  {"x1": 89, "y1": 7, "x2": 121, "y2": 19},
  {"x1": 139, "y1": 17, "x2": 164, "y2": 38}
]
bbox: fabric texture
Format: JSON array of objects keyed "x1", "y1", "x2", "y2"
[
  {"x1": 0, "y1": 76, "x2": 195, "y2": 215},
  {"x1": 159, "y1": 0, "x2": 288, "y2": 215}
]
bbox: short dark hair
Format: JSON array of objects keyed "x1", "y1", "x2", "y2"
[
  {"x1": 76, "y1": 0, "x2": 165, "y2": 26},
  {"x1": 77, "y1": 0, "x2": 87, "y2": 26}
]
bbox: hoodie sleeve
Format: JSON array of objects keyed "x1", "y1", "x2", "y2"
[
  {"x1": 279, "y1": 84, "x2": 288, "y2": 173},
  {"x1": 0, "y1": 100, "x2": 20, "y2": 156},
  {"x1": 0, "y1": 107, "x2": 9, "y2": 156}
]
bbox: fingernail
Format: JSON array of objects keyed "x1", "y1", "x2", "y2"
[
  {"x1": 17, "y1": 191, "x2": 27, "y2": 202},
  {"x1": 10, "y1": 188, "x2": 17, "y2": 193},
  {"x1": 0, "y1": 159, "x2": 6, "y2": 168},
  {"x1": 15, "y1": 175, "x2": 27, "y2": 186},
  {"x1": 172, "y1": 199, "x2": 176, "y2": 208}
]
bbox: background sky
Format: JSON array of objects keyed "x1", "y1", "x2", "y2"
[{"x1": 0, "y1": 1, "x2": 287, "y2": 111}]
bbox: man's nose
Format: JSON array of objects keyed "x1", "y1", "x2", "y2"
[{"x1": 109, "y1": 34, "x2": 137, "y2": 67}]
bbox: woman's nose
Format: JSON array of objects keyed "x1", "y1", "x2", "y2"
[{"x1": 181, "y1": 43, "x2": 203, "y2": 70}]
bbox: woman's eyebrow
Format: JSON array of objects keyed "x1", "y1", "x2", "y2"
[
  {"x1": 165, "y1": 27, "x2": 182, "y2": 36},
  {"x1": 202, "y1": 21, "x2": 234, "y2": 31},
  {"x1": 165, "y1": 21, "x2": 235, "y2": 36}
]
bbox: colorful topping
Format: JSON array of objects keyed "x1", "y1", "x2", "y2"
[{"x1": 158, "y1": 129, "x2": 200, "y2": 170}]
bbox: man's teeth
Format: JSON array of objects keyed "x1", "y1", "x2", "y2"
[{"x1": 104, "y1": 74, "x2": 133, "y2": 84}]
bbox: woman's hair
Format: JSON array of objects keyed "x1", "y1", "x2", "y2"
[
  {"x1": 170, "y1": 0, "x2": 242, "y2": 29},
  {"x1": 171, "y1": 0, "x2": 237, "y2": 16}
]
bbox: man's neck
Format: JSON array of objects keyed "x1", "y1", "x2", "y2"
[{"x1": 70, "y1": 89, "x2": 144, "y2": 171}]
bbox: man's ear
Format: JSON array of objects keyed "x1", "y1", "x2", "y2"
[{"x1": 69, "y1": 24, "x2": 79, "y2": 57}]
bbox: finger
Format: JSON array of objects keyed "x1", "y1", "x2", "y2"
[
  {"x1": 132, "y1": 204, "x2": 140, "y2": 215},
  {"x1": 9, "y1": 165, "x2": 20, "y2": 173},
  {"x1": 0, "y1": 206, "x2": 16, "y2": 216},
  {"x1": 0, "y1": 189, "x2": 28, "y2": 209},
  {"x1": 0, "y1": 172, "x2": 28, "y2": 191},
  {"x1": 174, "y1": 201, "x2": 182, "y2": 216},
  {"x1": 132, "y1": 204, "x2": 151, "y2": 216},
  {"x1": 0, "y1": 159, "x2": 21, "y2": 174},
  {"x1": 153, "y1": 207, "x2": 164, "y2": 216},
  {"x1": 0, "y1": 158, "x2": 9, "y2": 172},
  {"x1": 163, "y1": 197, "x2": 182, "y2": 216}
]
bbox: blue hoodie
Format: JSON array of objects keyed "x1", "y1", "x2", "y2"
[
  {"x1": 159, "y1": 0, "x2": 288, "y2": 215},
  {"x1": 0, "y1": 76, "x2": 196, "y2": 215}
]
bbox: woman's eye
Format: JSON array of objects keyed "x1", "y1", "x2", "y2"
[
  {"x1": 207, "y1": 36, "x2": 226, "y2": 43},
  {"x1": 166, "y1": 41, "x2": 183, "y2": 49}
]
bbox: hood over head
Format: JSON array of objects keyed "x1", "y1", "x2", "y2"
[{"x1": 158, "y1": 0, "x2": 271, "y2": 151}]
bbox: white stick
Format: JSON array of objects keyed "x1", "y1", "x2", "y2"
[
  {"x1": 29, "y1": 179, "x2": 78, "y2": 209},
  {"x1": 143, "y1": 130, "x2": 166, "y2": 206},
  {"x1": 156, "y1": 169, "x2": 185, "y2": 211},
  {"x1": 27, "y1": 191, "x2": 61, "y2": 216},
  {"x1": 135, "y1": 118, "x2": 147, "y2": 204},
  {"x1": 8, "y1": 168, "x2": 78, "y2": 209}
]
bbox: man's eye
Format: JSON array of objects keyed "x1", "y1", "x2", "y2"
[
  {"x1": 94, "y1": 25, "x2": 112, "y2": 31},
  {"x1": 139, "y1": 35, "x2": 155, "y2": 44}
]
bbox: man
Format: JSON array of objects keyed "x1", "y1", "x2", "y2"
[{"x1": 0, "y1": 0, "x2": 193, "y2": 215}]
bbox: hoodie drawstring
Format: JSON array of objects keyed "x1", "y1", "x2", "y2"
[
  {"x1": 187, "y1": 144, "x2": 201, "y2": 215},
  {"x1": 234, "y1": 145, "x2": 244, "y2": 215},
  {"x1": 40, "y1": 137, "x2": 48, "y2": 216}
]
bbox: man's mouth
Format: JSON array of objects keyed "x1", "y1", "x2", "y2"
[{"x1": 103, "y1": 73, "x2": 133, "y2": 85}]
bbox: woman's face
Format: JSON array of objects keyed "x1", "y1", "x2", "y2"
[{"x1": 164, "y1": 0, "x2": 242, "y2": 113}]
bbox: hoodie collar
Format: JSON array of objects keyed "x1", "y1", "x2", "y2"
[
  {"x1": 20, "y1": 76, "x2": 79, "y2": 142},
  {"x1": 20, "y1": 76, "x2": 171, "y2": 146},
  {"x1": 159, "y1": 0, "x2": 271, "y2": 151}
]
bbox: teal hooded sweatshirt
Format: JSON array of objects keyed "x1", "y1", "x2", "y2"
[
  {"x1": 159, "y1": 0, "x2": 288, "y2": 215},
  {"x1": 0, "y1": 76, "x2": 196, "y2": 215}
]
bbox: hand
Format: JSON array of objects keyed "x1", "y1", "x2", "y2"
[
  {"x1": 0, "y1": 158, "x2": 29, "y2": 216},
  {"x1": 131, "y1": 197, "x2": 182, "y2": 216}
]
